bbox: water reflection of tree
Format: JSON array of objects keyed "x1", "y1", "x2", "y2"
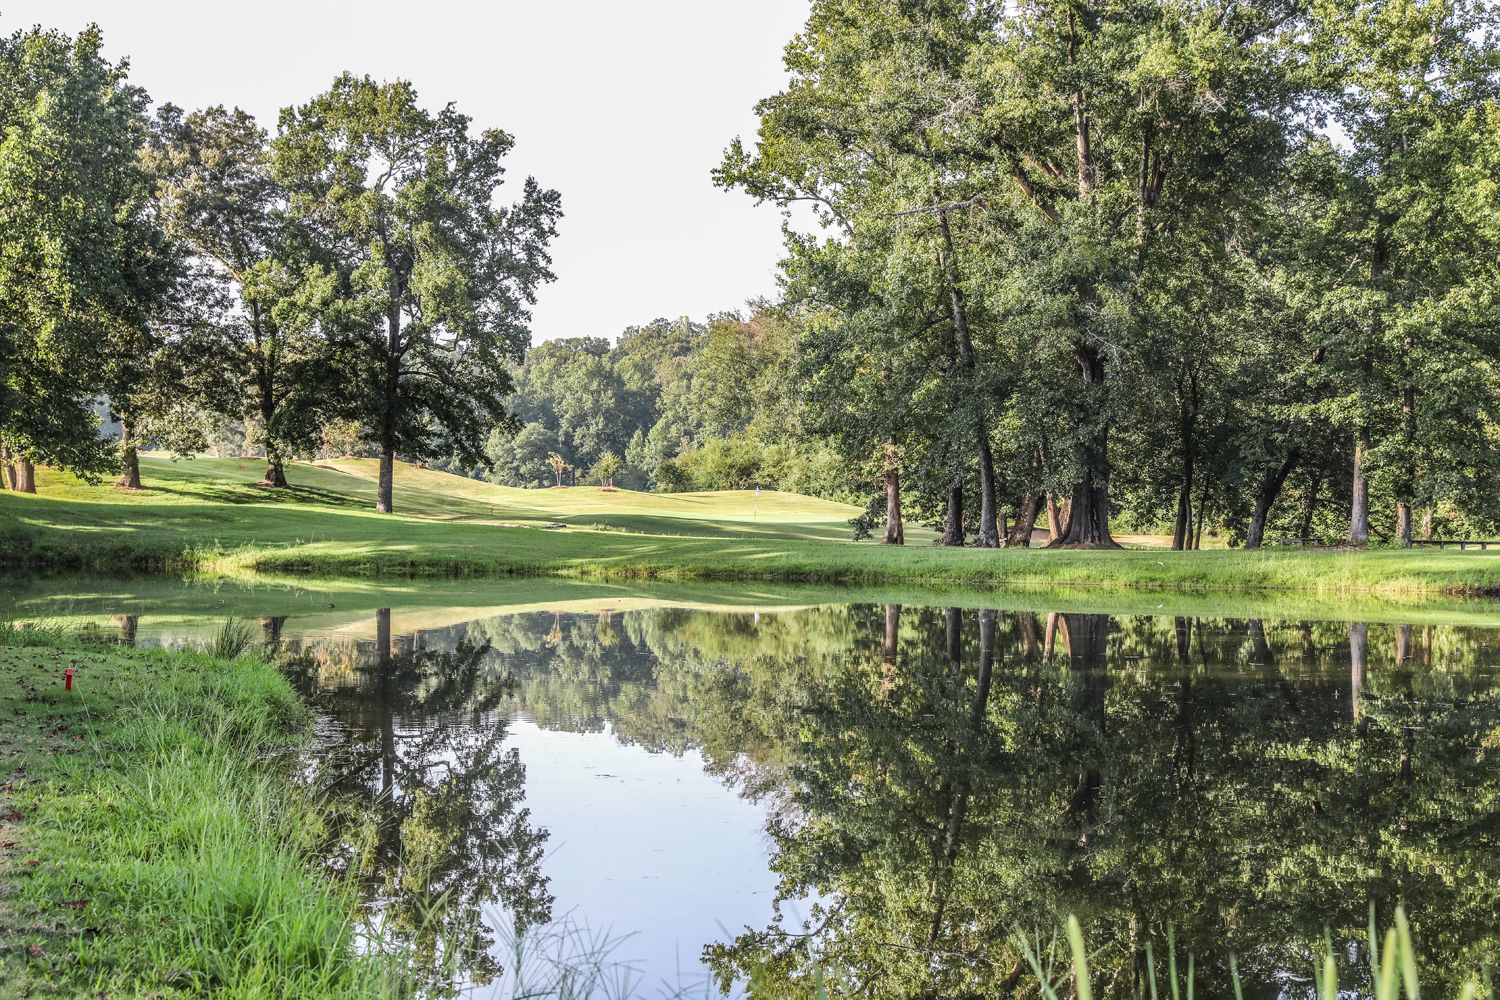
[
  {"x1": 282, "y1": 609, "x2": 553, "y2": 989},
  {"x1": 276, "y1": 602, "x2": 1500, "y2": 997},
  {"x1": 689, "y1": 609, "x2": 1500, "y2": 999}
]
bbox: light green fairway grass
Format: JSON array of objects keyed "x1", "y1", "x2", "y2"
[
  {"x1": 33, "y1": 455, "x2": 885, "y2": 542},
  {"x1": 4, "y1": 455, "x2": 1500, "y2": 597}
]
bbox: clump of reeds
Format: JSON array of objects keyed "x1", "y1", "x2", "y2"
[
  {"x1": 1018, "y1": 909, "x2": 1491, "y2": 1000},
  {"x1": 207, "y1": 616, "x2": 257, "y2": 659}
]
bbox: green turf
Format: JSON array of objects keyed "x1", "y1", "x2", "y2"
[
  {"x1": 30, "y1": 455, "x2": 881, "y2": 542},
  {"x1": 0, "y1": 634, "x2": 403, "y2": 998},
  {"x1": 2, "y1": 455, "x2": 1498, "y2": 598}
]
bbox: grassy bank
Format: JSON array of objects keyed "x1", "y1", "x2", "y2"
[
  {"x1": 9, "y1": 568, "x2": 1500, "y2": 633},
  {"x1": 2, "y1": 457, "x2": 1499, "y2": 597},
  {"x1": 0, "y1": 630, "x2": 399, "y2": 998}
]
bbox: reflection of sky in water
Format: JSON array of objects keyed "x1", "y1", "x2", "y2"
[{"x1": 497, "y1": 719, "x2": 784, "y2": 996}]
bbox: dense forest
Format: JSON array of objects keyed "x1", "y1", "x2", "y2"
[{"x1": 3, "y1": 1, "x2": 1500, "y2": 548}]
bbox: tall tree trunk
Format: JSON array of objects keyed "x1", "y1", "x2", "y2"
[
  {"x1": 1193, "y1": 476, "x2": 1207, "y2": 550},
  {"x1": 1348, "y1": 427, "x2": 1370, "y2": 545},
  {"x1": 942, "y1": 482, "x2": 965, "y2": 547},
  {"x1": 1050, "y1": 18, "x2": 1115, "y2": 550},
  {"x1": 1351, "y1": 218, "x2": 1385, "y2": 547},
  {"x1": 118, "y1": 417, "x2": 142, "y2": 490},
  {"x1": 252, "y1": 303, "x2": 290, "y2": 488},
  {"x1": 1173, "y1": 480, "x2": 1193, "y2": 551},
  {"x1": 1396, "y1": 337, "x2": 1415, "y2": 547},
  {"x1": 882, "y1": 438, "x2": 904, "y2": 545},
  {"x1": 1172, "y1": 369, "x2": 1199, "y2": 551},
  {"x1": 1055, "y1": 459, "x2": 1115, "y2": 547},
  {"x1": 934, "y1": 202, "x2": 997, "y2": 548},
  {"x1": 1051, "y1": 344, "x2": 1117, "y2": 548},
  {"x1": 1045, "y1": 492, "x2": 1061, "y2": 539},
  {"x1": 1246, "y1": 449, "x2": 1300, "y2": 549},
  {"x1": 13, "y1": 456, "x2": 35, "y2": 493},
  {"x1": 377, "y1": 449, "x2": 395, "y2": 514},
  {"x1": 376, "y1": 302, "x2": 401, "y2": 514},
  {"x1": 0, "y1": 443, "x2": 9, "y2": 489},
  {"x1": 976, "y1": 438, "x2": 999, "y2": 548},
  {"x1": 1006, "y1": 492, "x2": 1043, "y2": 547}
]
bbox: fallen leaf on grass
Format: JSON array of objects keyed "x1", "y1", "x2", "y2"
[{"x1": 28, "y1": 942, "x2": 43, "y2": 958}]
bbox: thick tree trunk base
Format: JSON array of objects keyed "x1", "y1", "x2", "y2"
[
  {"x1": 376, "y1": 448, "x2": 395, "y2": 514},
  {"x1": 13, "y1": 458, "x2": 35, "y2": 494},
  {"x1": 261, "y1": 460, "x2": 289, "y2": 488},
  {"x1": 1047, "y1": 479, "x2": 1120, "y2": 549},
  {"x1": 881, "y1": 443, "x2": 903, "y2": 545},
  {"x1": 117, "y1": 448, "x2": 142, "y2": 490},
  {"x1": 1004, "y1": 493, "x2": 1042, "y2": 548},
  {"x1": 941, "y1": 483, "x2": 965, "y2": 547}
]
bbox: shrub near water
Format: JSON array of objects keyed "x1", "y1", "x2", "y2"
[{"x1": 0, "y1": 639, "x2": 403, "y2": 998}]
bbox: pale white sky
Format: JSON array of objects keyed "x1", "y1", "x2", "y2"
[{"x1": 1, "y1": 1, "x2": 810, "y2": 343}]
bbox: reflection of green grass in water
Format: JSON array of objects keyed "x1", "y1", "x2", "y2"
[
  {"x1": 6, "y1": 570, "x2": 1500, "y2": 632},
  {"x1": 4, "y1": 456, "x2": 1500, "y2": 599}
]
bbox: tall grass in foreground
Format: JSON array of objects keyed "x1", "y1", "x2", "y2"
[
  {"x1": 208, "y1": 614, "x2": 258, "y2": 658},
  {"x1": 1019, "y1": 912, "x2": 1492, "y2": 1000},
  {"x1": 9, "y1": 641, "x2": 411, "y2": 997},
  {"x1": 0, "y1": 616, "x2": 70, "y2": 645}
]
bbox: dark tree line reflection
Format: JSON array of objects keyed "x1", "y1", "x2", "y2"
[
  {"x1": 243, "y1": 602, "x2": 1498, "y2": 997},
  {"x1": 277, "y1": 612, "x2": 552, "y2": 989}
]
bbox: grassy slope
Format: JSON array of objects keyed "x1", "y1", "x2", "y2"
[
  {"x1": 34, "y1": 456, "x2": 879, "y2": 541},
  {"x1": 0, "y1": 633, "x2": 399, "y2": 998},
  {"x1": 2, "y1": 456, "x2": 1498, "y2": 597}
]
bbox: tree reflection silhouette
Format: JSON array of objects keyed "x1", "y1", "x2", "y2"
[
  {"x1": 271, "y1": 603, "x2": 1500, "y2": 998},
  {"x1": 283, "y1": 609, "x2": 552, "y2": 989}
]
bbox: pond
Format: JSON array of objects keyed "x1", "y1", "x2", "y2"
[{"x1": 4, "y1": 574, "x2": 1499, "y2": 997}]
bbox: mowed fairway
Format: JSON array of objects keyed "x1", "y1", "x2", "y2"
[
  {"x1": 4, "y1": 455, "x2": 1500, "y2": 598},
  {"x1": 18, "y1": 455, "x2": 880, "y2": 542}
]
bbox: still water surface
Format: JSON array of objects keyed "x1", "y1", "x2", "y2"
[{"x1": 5, "y1": 576, "x2": 1499, "y2": 997}]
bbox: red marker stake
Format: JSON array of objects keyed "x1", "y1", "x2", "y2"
[{"x1": 64, "y1": 668, "x2": 74, "y2": 691}]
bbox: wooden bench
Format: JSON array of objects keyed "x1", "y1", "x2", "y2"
[{"x1": 1412, "y1": 539, "x2": 1500, "y2": 550}]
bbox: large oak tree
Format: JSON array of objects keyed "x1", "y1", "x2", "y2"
[{"x1": 274, "y1": 74, "x2": 561, "y2": 513}]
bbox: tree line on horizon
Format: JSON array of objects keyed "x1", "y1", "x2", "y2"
[{"x1": 4, "y1": 4, "x2": 1500, "y2": 548}]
